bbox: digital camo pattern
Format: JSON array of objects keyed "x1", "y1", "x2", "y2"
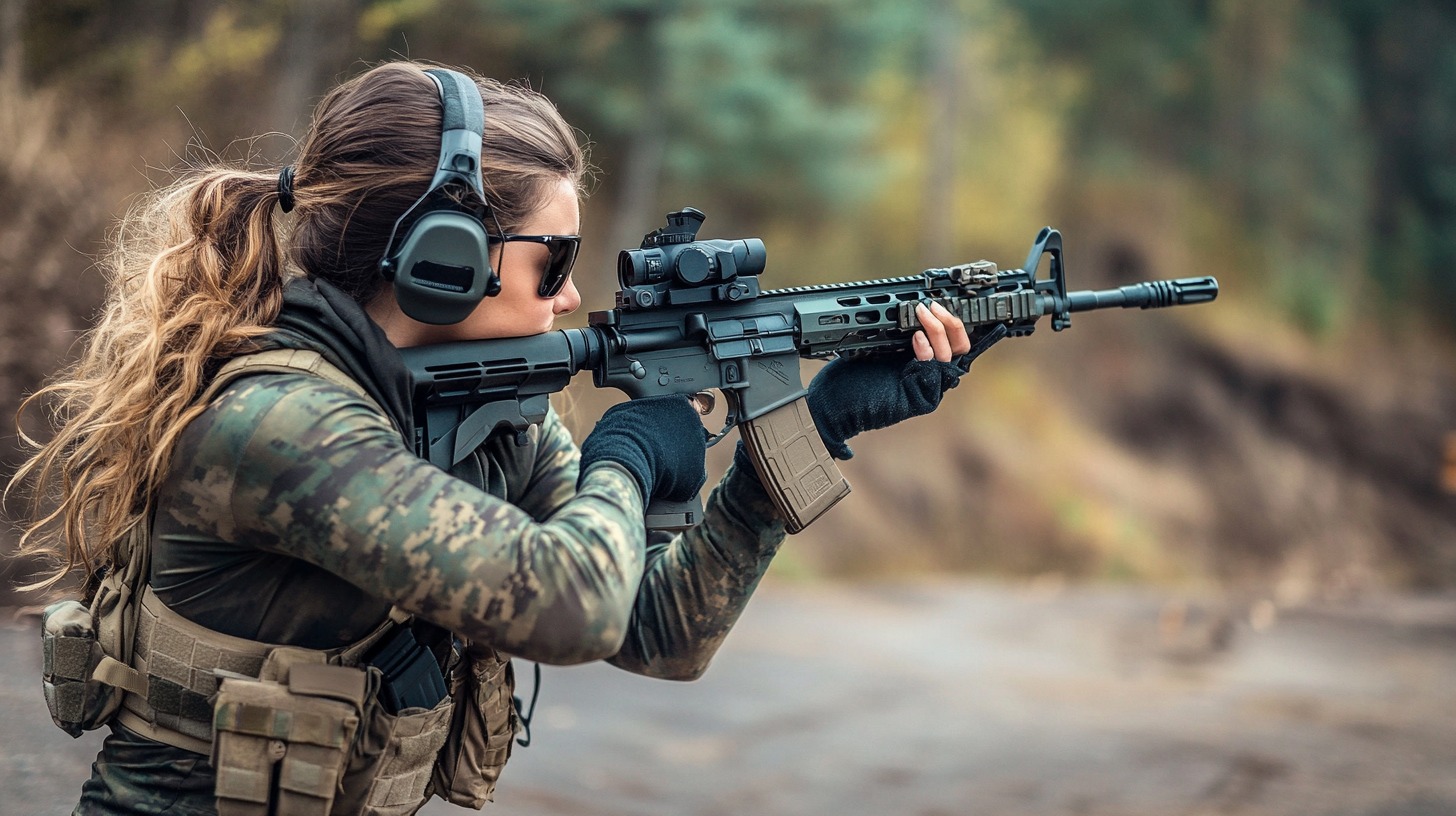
[
  {"x1": 608, "y1": 449, "x2": 789, "y2": 679},
  {"x1": 76, "y1": 723, "x2": 216, "y2": 815},
  {"x1": 80, "y1": 370, "x2": 788, "y2": 813}
]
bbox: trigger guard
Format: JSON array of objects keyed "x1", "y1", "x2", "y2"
[{"x1": 706, "y1": 404, "x2": 738, "y2": 448}]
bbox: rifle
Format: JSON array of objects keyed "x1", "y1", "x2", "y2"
[{"x1": 400, "y1": 208, "x2": 1218, "y2": 533}]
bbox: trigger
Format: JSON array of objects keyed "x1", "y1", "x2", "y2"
[
  {"x1": 705, "y1": 400, "x2": 738, "y2": 448},
  {"x1": 689, "y1": 391, "x2": 716, "y2": 415}
]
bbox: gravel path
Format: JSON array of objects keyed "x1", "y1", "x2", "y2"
[{"x1": 4, "y1": 580, "x2": 1454, "y2": 816}]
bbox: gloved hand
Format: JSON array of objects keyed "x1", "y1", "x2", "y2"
[
  {"x1": 578, "y1": 395, "x2": 709, "y2": 502},
  {"x1": 807, "y1": 302, "x2": 1007, "y2": 459}
]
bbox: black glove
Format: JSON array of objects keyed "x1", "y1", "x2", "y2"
[
  {"x1": 806, "y1": 324, "x2": 1007, "y2": 459},
  {"x1": 578, "y1": 395, "x2": 709, "y2": 502}
]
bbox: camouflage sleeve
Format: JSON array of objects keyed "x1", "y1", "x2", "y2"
[
  {"x1": 226, "y1": 375, "x2": 648, "y2": 665},
  {"x1": 508, "y1": 403, "x2": 790, "y2": 680},
  {"x1": 606, "y1": 454, "x2": 788, "y2": 680}
]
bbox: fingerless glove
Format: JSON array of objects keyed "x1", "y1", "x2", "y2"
[{"x1": 806, "y1": 324, "x2": 1007, "y2": 459}]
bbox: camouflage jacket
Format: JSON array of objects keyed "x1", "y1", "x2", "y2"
[
  {"x1": 149, "y1": 370, "x2": 789, "y2": 678},
  {"x1": 73, "y1": 369, "x2": 788, "y2": 813}
]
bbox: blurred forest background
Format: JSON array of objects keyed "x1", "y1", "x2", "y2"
[{"x1": 1, "y1": 0, "x2": 1454, "y2": 601}]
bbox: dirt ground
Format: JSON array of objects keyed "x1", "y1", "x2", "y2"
[{"x1": 3, "y1": 579, "x2": 1454, "y2": 816}]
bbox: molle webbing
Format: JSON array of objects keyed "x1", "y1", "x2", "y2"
[
  {"x1": 116, "y1": 586, "x2": 403, "y2": 755},
  {"x1": 117, "y1": 587, "x2": 270, "y2": 753}
]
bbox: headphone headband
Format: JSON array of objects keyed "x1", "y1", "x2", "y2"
[{"x1": 423, "y1": 68, "x2": 487, "y2": 203}]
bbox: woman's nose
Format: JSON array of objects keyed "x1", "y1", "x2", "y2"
[{"x1": 554, "y1": 277, "x2": 581, "y2": 315}]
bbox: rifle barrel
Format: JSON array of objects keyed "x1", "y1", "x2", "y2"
[{"x1": 1066, "y1": 276, "x2": 1219, "y2": 312}]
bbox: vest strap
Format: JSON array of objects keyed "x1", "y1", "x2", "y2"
[
  {"x1": 92, "y1": 655, "x2": 147, "y2": 697},
  {"x1": 116, "y1": 705, "x2": 214, "y2": 756},
  {"x1": 205, "y1": 349, "x2": 378, "y2": 409}
]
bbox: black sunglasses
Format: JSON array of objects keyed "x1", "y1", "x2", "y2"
[{"x1": 488, "y1": 233, "x2": 581, "y2": 298}]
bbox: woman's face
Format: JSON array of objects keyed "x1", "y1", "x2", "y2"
[{"x1": 371, "y1": 176, "x2": 582, "y2": 346}]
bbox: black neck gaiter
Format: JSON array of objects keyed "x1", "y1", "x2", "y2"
[{"x1": 262, "y1": 277, "x2": 415, "y2": 444}]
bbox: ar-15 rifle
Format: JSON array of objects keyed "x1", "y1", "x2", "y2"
[{"x1": 400, "y1": 208, "x2": 1218, "y2": 533}]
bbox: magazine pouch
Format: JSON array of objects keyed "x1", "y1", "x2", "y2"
[
  {"x1": 332, "y1": 685, "x2": 454, "y2": 816},
  {"x1": 40, "y1": 523, "x2": 151, "y2": 736},
  {"x1": 41, "y1": 599, "x2": 116, "y2": 736},
  {"x1": 211, "y1": 652, "x2": 367, "y2": 816},
  {"x1": 431, "y1": 646, "x2": 517, "y2": 808}
]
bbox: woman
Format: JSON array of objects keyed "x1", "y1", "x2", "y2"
[{"x1": 17, "y1": 61, "x2": 982, "y2": 814}]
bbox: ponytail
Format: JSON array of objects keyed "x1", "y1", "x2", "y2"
[{"x1": 10, "y1": 166, "x2": 289, "y2": 592}]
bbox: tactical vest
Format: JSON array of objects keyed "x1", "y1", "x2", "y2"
[{"x1": 41, "y1": 349, "x2": 517, "y2": 815}]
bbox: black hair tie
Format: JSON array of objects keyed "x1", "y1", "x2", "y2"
[{"x1": 277, "y1": 166, "x2": 296, "y2": 213}]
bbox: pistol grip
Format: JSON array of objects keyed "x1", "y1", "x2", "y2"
[
  {"x1": 645, "y1": 496, "x2": 704, "y2": 532},
  {"x1": 739, "y1": 397, "x2": 851, "y2": 533}
]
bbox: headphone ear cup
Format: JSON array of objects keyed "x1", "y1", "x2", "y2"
[{"x1": 388, "y1": 211, "x2": 497, "y2": 325}]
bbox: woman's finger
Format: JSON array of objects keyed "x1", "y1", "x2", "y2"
[
  {"x1": 930, "y1": 301, "x2": 972, "y2": 356},
  {"x1": 916, "y1": 303, "x2": 953, "y2": 362},
  {"x1": 912, "y1": 329, "x2": 933, "y2": 361}
]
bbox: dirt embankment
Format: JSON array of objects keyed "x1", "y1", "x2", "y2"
[{"x1": 1102, "y1": 325, "x2": 1456, "y2": 589}]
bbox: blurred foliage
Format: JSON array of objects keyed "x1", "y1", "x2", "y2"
[
  {"x1": 1008, "y1": 0, "x2": 1456, "y2": 330},
  {"x1": 11, "y1": 0, "x2": 1456, "y2": 324}
]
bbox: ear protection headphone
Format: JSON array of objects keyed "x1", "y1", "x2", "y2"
[{"x1": 379, "y1": 68, "x2": 500, "y2": 325}]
